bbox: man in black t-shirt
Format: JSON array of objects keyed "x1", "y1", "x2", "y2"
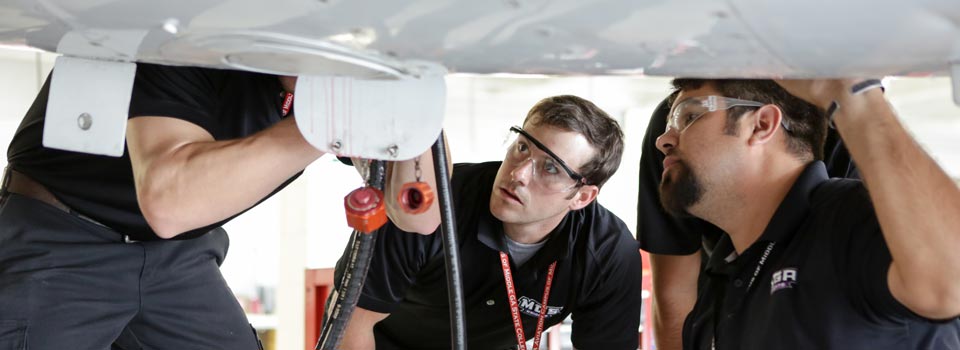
[
  {"x1": 637, "y1": 95, "x2": 860, "y2": 349},
  {"x1": 0, "y1": 63, "x2": 437, "y2": 349},
  {"x1": 652, "y1": 78, "x2": 960, "y2": 349},
  {"x1": 335, "y1": 95, "x2": 642, "y2": 350}
]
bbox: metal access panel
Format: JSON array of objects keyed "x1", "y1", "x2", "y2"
[
  {"x1": 294, "y1": 63, "x2": 447, "y2": 160},
  {"x1": 43, "y1": 56, "x2": 136, "y2": 157}
]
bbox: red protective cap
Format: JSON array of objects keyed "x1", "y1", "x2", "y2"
[{"x1": 344, "y1": 187, "x2": 387, "y2": 233}]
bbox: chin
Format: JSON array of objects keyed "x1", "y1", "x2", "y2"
[
  {"x1": 491, "y1": 201, "x2": 529, "y2": 225},
  {"x1": 489, "y1": 201, "x2": 511, "y2": 222},
  {"x1": 659, "y1": 167, "x2": 704, "y2": 218}
]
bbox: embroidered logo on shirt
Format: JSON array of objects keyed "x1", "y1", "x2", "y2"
[
  {"x1": 518, "y1": 296, "x2": 563, "y2": 318},
  {"x1": 771, "y1": 268, "x2": 798, "y2": 294}
]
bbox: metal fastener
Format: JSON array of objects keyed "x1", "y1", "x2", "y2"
[{"x1": 77, "y1": 113, "x2": 92, "y2": 130}]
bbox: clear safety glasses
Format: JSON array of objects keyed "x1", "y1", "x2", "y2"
[
  {"x1": 502, "y1": 126, "x2": 585, "y2": 193},
  {"x1": 666, "y1": 95, "x2": 792, "y2": 134}
]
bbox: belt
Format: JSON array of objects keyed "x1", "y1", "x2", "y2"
[
  {"x1": 1, "y1": 168, "x2": 139, "y2": 243},
  {"x1": 4, "y1": 169, "x2": 73, "y2": 213}
]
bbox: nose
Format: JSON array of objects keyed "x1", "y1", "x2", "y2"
[
  {"x1": 655, "y1": 129, "x2": 677, "y2": 155},
  {"x1": 510, "y1": 158, "x2": 534, "y2": 185}
]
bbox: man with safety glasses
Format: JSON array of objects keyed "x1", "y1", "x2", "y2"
[
  {"x1": 637, "y1": 91, "x2": 860, "y2": 350},
  {"x1": 654, "y1": 78, "x2": 960, "y2": 349},
  {"x1": 336, "y1": 95, "x2": 642, "y2": 350}
]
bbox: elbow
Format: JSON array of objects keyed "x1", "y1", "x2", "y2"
[
  {"x1": 387, "y1": 206, "x2": 440, "y2": 235},
  {"x1": 137, "y1": 189, "x2": 185, "y2": 239},
  {"x1": 408, "y1": 221, "x2": 441, "y2": 235},
  {"x1": 894, "y1": 271, "x2": 960, "y2": 320},
  {"x1": 392, "y1": 216, "x2": 440, "y2": 235},
  {"x1": 150, "y1": 224, "x2": 183, "y2": 240},
  {"x1": 903, "y1": 289, "x2": 960, "y2": 320}
]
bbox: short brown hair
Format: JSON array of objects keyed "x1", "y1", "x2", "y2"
[
  {"x1": 671, "y1": 79, "x2": 827, "y2": 161},
  {"x1": 523, "y1": 95, "x2": 624, "y2": 188}
]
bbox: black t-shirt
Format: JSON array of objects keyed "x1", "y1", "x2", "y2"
[
  {"x1": 682, "y1": 162, "x2": 960, "y2": 350},
  {"x1": 637, "y1": 97, "x2": 860, "y2": 255},
  {"x1": 334, "y1": 162, "x2": 642, "y2": 350},
  {"x1": 7, "y1": 63, "x2": 299, "y2": 240}
]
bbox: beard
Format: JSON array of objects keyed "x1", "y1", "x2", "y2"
[{"x1": 659, "y1": 161, "x2": 704, "y2": 218}]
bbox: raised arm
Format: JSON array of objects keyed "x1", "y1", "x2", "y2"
[
  {"x1": 339, "y1": 307, "x2": 389, "y2": 350},
  {"x1": 128, "y1": 115, "x2": 322, "y2": 238},
  {"x1": 776, "y1": 79, "x2": 960, "y2": 319},
  {"x1": 650, "y1": 251, "x2": 701, "y2": 350}
]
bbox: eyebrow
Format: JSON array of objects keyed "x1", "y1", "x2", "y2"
[{"x1": 511, "y1": 126, "x2": 583, "y2": 181}]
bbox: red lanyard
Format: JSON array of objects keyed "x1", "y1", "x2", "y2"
[
  {"x1": 499, "y1": 252, "x2": 557, "y2": 350},
  {"x1": 280, "y1": 92, "x2": 294, "y2": 117}
]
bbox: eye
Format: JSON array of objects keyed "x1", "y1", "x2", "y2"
[
  {"x1": 517, "y1": 141, "x2": 529, "y2": 154},
  {"x1": 542, "y1": 159, "x2": 561, "y2": 175},
  {"x1": 679, "y1": 111, "x2": 700, "y2": 128}
]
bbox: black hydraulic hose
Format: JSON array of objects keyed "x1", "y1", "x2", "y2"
[
  {"x1": 432, "y1": 132, "x2": 468, "y2": 350},
  {"x1": 317, "y1": 160, "x2": 384, "y2": 350}
]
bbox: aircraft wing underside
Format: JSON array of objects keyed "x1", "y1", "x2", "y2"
[{"x1": 0, "y1": 0, "x2": 957, "y2": 79}]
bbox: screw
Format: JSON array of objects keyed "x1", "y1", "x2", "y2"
[
  {"x1": 77, "y1": 113, "x2": 92, "y2": 130},
  {"x1": 330, "y1": 140, "x2": 342, "y2": 151},
  {"x1": 387, "y1": 144, "x2": 399, "y2": 158}
]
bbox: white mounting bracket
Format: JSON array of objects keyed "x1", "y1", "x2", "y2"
[
  {"x1": 294, "y1": 63, "x2": 448, "y2": 161},
  {"x1": 43, "y1": 56, "x2": 136, "y2": 157}
]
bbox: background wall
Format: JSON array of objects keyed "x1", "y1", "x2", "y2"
[{"x1": 2, "y1": 47, "x2": 958, "y2": 349}]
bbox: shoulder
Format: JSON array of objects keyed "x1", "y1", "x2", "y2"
[
  {"x1": 811, "y1": 178, "x2": 869, "y2": 206},
  {"x1": 133, "y1": 64, "x2": 272, "y2": 97},
  {"x1": 579, "y1": 202, "x2": 639, "y2": 267},
  {"x1": 453, "y1": 161, "x2": 500, "y2": 178},
  {"x1": 134, "y1": 63, "x2": 226, "y2": 89},
  {"x1": 808, "y1": 178, "x2": 875, "y2": 225},
  {"x1": 451, "y1": 162, "x2": 500, "y2": 191}
]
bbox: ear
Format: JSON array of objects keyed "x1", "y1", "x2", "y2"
[
  {"x1": 749, "y1": 104, "x2": 783, "y2": 146},
  {"x1": 568, "y1": 184, "x2": 599, "y2": 211}
]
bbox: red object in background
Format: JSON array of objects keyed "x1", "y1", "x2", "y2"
[
  {"x1": 640, "y1": 249, "x2": 653, "y2": 349},
  {"x1": 280, "y1": 92, "x2": 294, "y2": 117},
  {"x1": 305, "y1": 268, "x2": 334, "y2": 350},
  {"x1": 344, "y1": 187, "x2": 387, "y2": 233}
]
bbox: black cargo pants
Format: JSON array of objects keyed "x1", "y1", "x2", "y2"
[{"x1": 0, "y1": 190, "x2": 262, "y2": 349}]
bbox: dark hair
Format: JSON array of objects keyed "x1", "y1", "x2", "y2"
[
  {"x1": 523, "y1": 95, "x2": 624, "y2": 188},
  {"x1": 670, "y1": 79, "x2": 827, "y2": 161}
]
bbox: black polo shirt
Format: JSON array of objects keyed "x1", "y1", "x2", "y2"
[
  {"x1": 637, "y1": 97, "x2": 860, "y2": 256},
  {"x1": 683, "y1": 162, "x2": 960, "y2": 350},
  {"x1": 7, "y1": 63, "x2": 299, "y2": 240},
  {"x1": 335, "y1": 162, "x2": 642, "y2": 350}
]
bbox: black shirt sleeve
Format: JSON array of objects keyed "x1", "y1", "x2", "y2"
[
  {"x1": 823, "y1": 180, "x2": 919, "y2": 322},
  {"x1": 571, "y1": 225, "x2": 643, "y2": 349},
  {"x1": 127, "y1": 63, "x2": 225, "y2": 136},
  {"x1": 637, "y1": 96, "x2": 723, "y2": 255},
  {"x1": 342, "y1": 222, "x2": 438, "y2": 314},
  {"x1": 823, "y1": 125, "x2": 861, "y2": 179}
]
